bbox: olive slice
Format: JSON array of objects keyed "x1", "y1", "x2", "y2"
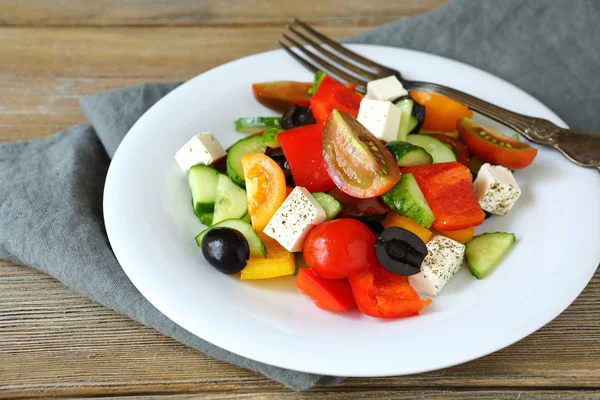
[
  {"x1": 281, "y1": 105, "x2": 316, "y2": 130},
  {"x1": 201, "y1": 227, "x2": 250, "y2": 274},
  {"x1": 361, "y1": 221, "x2": 384, "y2": 238},
  {"x1": 375, "y1": 227, "x2": 427, "y2": 276}
]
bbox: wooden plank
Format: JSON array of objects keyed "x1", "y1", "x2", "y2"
[
  {"x1": 1, "y1": 261, "x2": 598, "y2": 398},
  {"x1": 0, "y1": 0, "x2": 449, "y2": 26},
  {"x1": 0, "y1": 25, "x2": 370, "y2": 79},
  {"x1": 96, "y1": 391, "x2": 600, "y2": 399}
]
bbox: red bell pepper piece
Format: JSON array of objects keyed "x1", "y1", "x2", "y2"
[
  {"x1": 278, "y1": 124, "x2": 335, "y2": 192},
  {"x1": 296, "y1": 268, "x2": 356, "y2": 311},
  {"x1": 401, "y1": 162, "x2": 485, "y2": 231},
  {"x1": 309, "y1": 75, "x2": 362, "y2": 123},
  {"x1": 349, "y1": 262, "x2": 431, "y2": 319}
]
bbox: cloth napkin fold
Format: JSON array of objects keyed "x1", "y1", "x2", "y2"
[{"x1": 1, "y1": 0, "x2": 598, "y2": 391}]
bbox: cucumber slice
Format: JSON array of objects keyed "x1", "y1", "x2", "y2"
[
  {"x1": 187, "y1": 165, "x2": 220, "y2": 216},
  {"x1": 234, "y1": 117, "x2": 282, "y2": 134},
  {"x1": 196, "y1": 218, "x2": 266, "y2": 258},
  {"x1": 213, "y1": 174, "x2": 248, "y2": 224},
  {"x1": 226, "y1": 135, "x2": 267, "y2": 187},
  {"x1": 381, "y1": 173, "x2": 435, "y2": 228},
  {"x1": 394, "y1": 98, "x2": 413, "y2": 141},
  {"x1": 386, "y1": 141, "x2": 433, "y2": 167},
  {"x1": 406, "y1": 134, "x2": 457, "y2": 163},
  {"x1": 311, "y1": 70, "x2": 326, "y2": 94},
  {"x1": 406, "y1": 115, "x2": 419, "y2": 135},
  {"x1": 312, "y1": 192, "x2": 342, "y2": 222},
  {"x1": 262, "y1": 127, "x2": 283, "y2": 148},
  {"x1": 465, "y1": 232, "x2": 516, "y2": 279},
  {"x1": 197, "y1": 212, "x2": 213, "y2": 226},
  {"x1": 511, "y1": 133, "x2": 520, "y2": 141},
  {"x1": 419, "y1": 129, "x2": 460, "y2": 139}
]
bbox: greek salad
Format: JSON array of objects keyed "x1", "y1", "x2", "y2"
[{"x1": 174, "y1": 72, "x2": 537, "y2": 319}]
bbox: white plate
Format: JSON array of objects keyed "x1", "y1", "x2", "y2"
[{"x1": 104, "y1": 45, "x2": 600, "y2": 377}]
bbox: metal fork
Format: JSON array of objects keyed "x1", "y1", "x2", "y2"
[{"x1": 279, "y1": 18, "x2": 600, "y2": 170}]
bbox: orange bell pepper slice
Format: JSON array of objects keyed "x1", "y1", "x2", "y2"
[
  {"x1": 382, "y1": 213, "x2": 433, "y2": 243},
  {"x1": 410, "y1": 91, "x2": 473, "y2": 132}
]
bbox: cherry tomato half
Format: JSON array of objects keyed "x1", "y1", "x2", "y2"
[
  {"x1": 303, "y1": 219, "x2": 377, "y2": 279},
  {"x1": 457, "y1": 118, "x2": 537, "y2": 169},
  {"x1": 241, "y1": 153, "x2": 287, "y2": 231},
  {"x1": 322, "y1": 110, "x2": 401, "y2": 199}
]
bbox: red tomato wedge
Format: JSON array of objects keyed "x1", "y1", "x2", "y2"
[
  {"x1": 310, "y1": 75, "x2": 362, "y2": 123},
  {"x1": 252, "y1": 81, "x2": 312, "y2": 112},
  {"x1": 296, "y1": 269, "x2": 356, "y2": 311},
  {"x1": 278, "y1": 124, "x2": 335, "y2": 192},
  {"x1": 410, "y1": 91, "x2": 473, "y2": 132},
  {"x1": 457, "y1": 118, "x2": 538, "y2": 169},
  {"x1": 349, "y1": 262, "x2": 431, "y2": 319},
  {"x1": 327, "y1": 187, "x2": 391, "y2": 217},
  {"x1": 401, "y1": 162, "x2": 485, "y2": 231},
  {"x1": 322, "y1": 110, "x2": 401, "y2": 199}
]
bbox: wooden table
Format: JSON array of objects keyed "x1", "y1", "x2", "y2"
[{"x1": 1, "y1": 1, "x2": 599, "y2": 398}]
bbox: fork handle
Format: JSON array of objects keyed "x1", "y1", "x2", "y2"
[{"x1": 405, "y1": 80, "x2": 600, "y2": 169}]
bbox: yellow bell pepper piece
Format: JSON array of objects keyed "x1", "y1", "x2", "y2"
[
  {"x1": 241, "y1": 233, "x2": 295, "y2": 280},
  {"x1": 433, "y1": 226, "x2": 474, "y2": 244},
  {"x1": 382, "y1": 213, "x2": 433, "y2": 243}
]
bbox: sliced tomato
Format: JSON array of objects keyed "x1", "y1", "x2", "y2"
[
  {"x1": 241, "y1": 153, "x2": 287, "y2": 231},
  {"x1": 278, "y1": 124, "x2": 334, "y2": 192},
  {"x1": 303, "y1": 219, "x2": 376, "y2": 279},
  {"x1": 401, "y1": 162, "x2": 485, "y2": 231},
  {"x1": 426, "y1": 133, "x2": 470, "y2": 166},
  {"x1": 410, "y1": 91, "x2": 473, "y2": 132},
  {"x1": 327, "y1": 187, "x2": 390, "y2": 217},
  {"x1": 310, "y1": 75, "x2": 362, "y2": 123},
  {"x1": 322, "y1": 110, "x2": 401, "y2": 199},
  {"x1": 349, "y1": 262, "x2": 431, "y2": 319},
  {"x1": 296, "y1": 268, "x2": 356, "y2": 311},
  {"x1": 252, "y1": 81, "x2": 312, "y2": 112},
  {"x1": 457, "y1": 118, "x2": 537, "y2": 169}
]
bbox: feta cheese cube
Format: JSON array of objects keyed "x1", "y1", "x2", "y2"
[
  {"x1": 473, "y1": 163, "x2": 521, "y2": 216},
  {"x1": 264, "y1": 187, "x2": 326, "y2": 252},
  {"x1": 357, "y1": 98, "x2": 402, "y2": 142},
  {"x1": 175, "y1": 132, "x2": 226, "y2": 172},
  {"x1": 408, "y1": 235, "x2": 465, "y2": 296},
  {"x1": 365, "y1": 75, "x2": 408, "y2": 101}
]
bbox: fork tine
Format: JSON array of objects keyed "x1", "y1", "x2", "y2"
[
  {"x1": 293, "y1": 18, "x2": 390, "y2": 72},
  {"x1": 277, "y1": 40, "x2": 321, "y2": 75},
  {"x1": 281, "y1": 34, "x2": 368, "y2": 90},
  {"x1": 287, "y1": 25, "x2": 379, "y2": 81}
]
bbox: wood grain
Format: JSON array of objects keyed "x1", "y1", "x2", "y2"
[
  {"x1": 1, "y1": 0, "x2": 599, "y2": 398},
  {"x1": 1, "y1": 261, "x2": 599, "y2": 399},
  {"x1": 0, "y1": 0, "x2": 449, "y2": 26}
]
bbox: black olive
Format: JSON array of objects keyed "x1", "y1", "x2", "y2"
[
  {"x1": 374, "y1": 227, "x2": 428, "y2": 276},
  {"x1": 281, "y1": 105, "x2": 316, "y2": 130},
  {"x1": 267, "y1": 148, "x2": 295, "y2": 186},
  {"x1": 484, "y1": 209, "x2": 493, "y2": 219},
  {"x1": 201, "y1": 228, "x2": 250, "y2": 274},
  {"x1": 361, "y1": 221, "x2": 384, "y2": 238}
]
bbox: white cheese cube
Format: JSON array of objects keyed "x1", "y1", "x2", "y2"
[
  {"x1": 264, "y1": 187, "x2": 326, "y2": 252},
  {"x1": 365, "y1": 75, "x2": 408, "y2": 101},
  {"x1": 174, "y1": 132, "x2": 226, "y2": 172},
  {"x1": 409, "y1": 235, "x2": 465, "y2": 296},
  {"x1": 473, "y1": 163, "x2": 521, "y2": 216},
  {"x1": 357, "y1": 99, "x2": 402, "y2": 142}
]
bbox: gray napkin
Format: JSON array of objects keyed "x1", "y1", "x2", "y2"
[{"x1": 1, "y1": 0, "x2": 598, "y2": 391}]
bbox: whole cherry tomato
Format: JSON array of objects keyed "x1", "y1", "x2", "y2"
[{"x1": 303, "y1": 219, "x2": 377, "y2": 279}]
